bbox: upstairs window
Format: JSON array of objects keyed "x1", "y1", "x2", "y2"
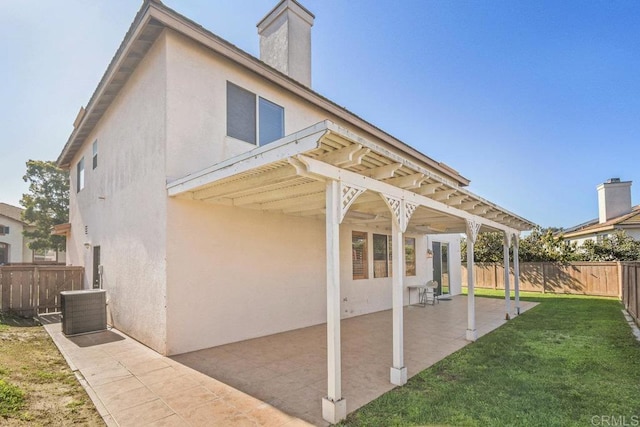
[
  {"x1": 76, "y1": 157, "x2": 85, "y2": 192},
  {"x1": 0, "y1": 225, "x2": 8, "y2": 235},
  {"x1": 227, "y1": 82, "x2": 284, "y2": 146},
  {"x1": 92, "y1": 140, "x2": 98, "y2": 169}
]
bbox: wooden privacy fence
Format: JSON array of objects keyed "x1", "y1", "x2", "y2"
[
  {"x1": 621, "y1": 262, "x2": 640, "y2": 326},
  {"x1": 0, "y1": 265, "x2": 84, "y2": 317},
  {"x1": 461, "y1": 262, "x2": 621, "y2": 297}
]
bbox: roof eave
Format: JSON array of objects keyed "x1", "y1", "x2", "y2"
[{"x1": 55, "y1": 0, "x2": 470, "y2": 187}]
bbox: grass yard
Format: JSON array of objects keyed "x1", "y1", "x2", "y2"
[
  {"x1": 0, "y1": 313, "x2": 103, "y2": 426},
  {"x1": 340, "y1": 291, "x2": 640, "y2": 427}
]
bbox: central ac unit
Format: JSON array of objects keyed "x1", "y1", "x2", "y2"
[{"x1": 60, "y1": 289, "x2": 107, "y2": 335}]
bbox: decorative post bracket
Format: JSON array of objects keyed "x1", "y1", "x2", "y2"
[
  {"x1": 339, "y1": 182, "x2": 365, "y2": 223},
  {"x1": 380, "y1": 194, "x2": 416, "y2": 232},
  {"x1": 466, "y1": 219, "x2": 481, "y2": 244}
]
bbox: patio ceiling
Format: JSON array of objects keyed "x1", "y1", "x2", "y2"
[{"x1": 168, "y1": 121, "x2": 535, "y2": 235}]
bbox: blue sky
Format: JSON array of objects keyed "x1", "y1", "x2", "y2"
[{"x1": 1, "y1": 0, "x2": 638, "y2": 228}]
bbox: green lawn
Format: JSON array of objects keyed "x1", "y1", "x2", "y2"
[{"x1": 340, "y1": 291, "x2": 640, "y2": 427}]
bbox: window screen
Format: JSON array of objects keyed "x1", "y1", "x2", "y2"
[
  {"x1": 259, "y1": 97, "x2": 284, "y2": 145},
  {"x1": 227, "y1": 82, "x2": 256, "y2": 144}
]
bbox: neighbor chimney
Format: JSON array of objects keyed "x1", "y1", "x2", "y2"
[
  {"x1": 597, "y1": 178, "x2": 632, "y2": 223},
  {"x1": 257, "y1": 0, "x2": 314, "y2": 87}
]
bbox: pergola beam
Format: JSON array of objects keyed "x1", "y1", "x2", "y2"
[
  {"x1": 383, "y1": 173, "x2": 425, "y2": 189},
  {"x1": 319, "y1": 144, "x2": 370, "y2": 168},
  {"x1": 292, "y1": 155, "x2": 519, "y2": 236}
]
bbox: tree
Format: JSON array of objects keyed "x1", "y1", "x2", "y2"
[
  {"x1": 519, "y1": 226, "x2": 578, "y2": 262},
  {"x1": 461, "y1": 226, "x2": 578, "y2": 263},
  {"x1": 461, "y1": 232, "x2": 504, "y2": 262},
  {"x1": 20, "y1": 160, "x2": 69, "y2": 252},
  {"x1": 578, "y1": 230, "x2": 640, "y2": 261}
]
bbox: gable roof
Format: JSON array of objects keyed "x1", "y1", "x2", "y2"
[
  {"x1": 0, "y1": 203, "x2": 26, "y2": 224},
  {"x1": 55, "y1": 0, "x2": 471, "y2": 187},
  {"x1": 563, "y1": 205, "x2": 640, "y2": 238}
]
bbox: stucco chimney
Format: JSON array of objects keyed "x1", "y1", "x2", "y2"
[
  {"x1": 257, "y1": 0, "x2": 314, "y2": 87},
  {"x1": 597, "y1": 178, "x2": 632, "y2": 223}
]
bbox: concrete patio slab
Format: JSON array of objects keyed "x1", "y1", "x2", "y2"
[
  {"x1": 173, "y1": 296, "x2": 537, "y2": 425},
  {"x1": 43, "y1": 296, "x2": 536, "y2": 426}
]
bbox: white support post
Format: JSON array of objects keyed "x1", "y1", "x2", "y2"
[
  {"x1": 513, "y1": 234, "x2": 521, "y2": 316},
  {"x1": 466, "y1": 220, "x2": 480, "y2": 341},
  {"x1": 503, "y1": 232, "x2": 511, "y2": 320},
  {"x1": 322, "y1": 179, "x2": 346, "y2": 424},
  {"x1": 379, "y1": 195, "x2": 413, "y2": 386},
  {"x1": 390, "y1": 216, "x2": 407, "y2": 385}
]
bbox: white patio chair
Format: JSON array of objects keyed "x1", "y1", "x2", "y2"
[{"x1": 424, "y1": 280, "x2": 439, "y2": 305}]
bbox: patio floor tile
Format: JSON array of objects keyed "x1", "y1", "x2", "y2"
[{"x1": 110, "y1": 398, "x2": 174, "y2": 427}]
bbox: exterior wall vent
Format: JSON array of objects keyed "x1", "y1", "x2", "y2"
[{"x1": 61, "y1": 289, "x2": 107, "y2": 335}]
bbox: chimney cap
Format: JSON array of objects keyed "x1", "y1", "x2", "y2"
[{"x1": 257, "y1": 0, "x2": 315, "y2": 30}]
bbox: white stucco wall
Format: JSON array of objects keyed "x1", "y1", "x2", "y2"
[
  {"x1": 0, "y1": 217, "x2": 32, "y2": 263},
  {"x1": 158, "y1": 31, "x2": 470, "y2": 354},
  {"x1": 65, "y1": 33, "x2": 169, "y2": 354},
  {"x1": 63, "y1": 28, "x2": 468, "y2": 356},
  {"x1": 165, "y1": 197, "x2": 438, "y2": 355},
  {"x1": 165, "y1": 199, "x2": 326, "y2": 354}
]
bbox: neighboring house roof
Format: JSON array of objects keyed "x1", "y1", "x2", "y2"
[
  {"x1": 0, "y1": 202, "x2": 26, "y2": 224},
  {"x1": 55, "y1": 0, "x2": 470, "y2": 187},
  {"x1": 563, "y1": 205, "x2": 640, "y2": 238}
]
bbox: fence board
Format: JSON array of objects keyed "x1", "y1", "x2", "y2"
[
  {"x1": 462, "y1": 262, "x2": 621, "y2": 297},
  {"x1": 0, "y1": 266, "x2": 84, "y2": 316},
  {"x1": 621, "y1": 262, "x2": 640, "y2": 326}
]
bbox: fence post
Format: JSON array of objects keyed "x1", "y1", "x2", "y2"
[
  {"x1": 617, "y1": 261, "x2": 623, "y2": 301},
  {"x1": 32, "y1": 265, "x2": 39, "y2": 317},
  {"x1": 542, "y1": 263, "x2": 547, "y2": 293}
]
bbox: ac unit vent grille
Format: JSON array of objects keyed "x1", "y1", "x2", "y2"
[{"x1": 61, "y1": 290, "x2": 107, "y2": 335}]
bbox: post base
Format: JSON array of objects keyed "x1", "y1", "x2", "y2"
[
  {"x1": 390, "y1": 366, "x2": 407, "y2": 386},
  {"x1": 466, "y1": 328, "x2": 478, "y2": 342},
  {"x1": 322, "y1": 397, "x2": 347, "y2": 424}
]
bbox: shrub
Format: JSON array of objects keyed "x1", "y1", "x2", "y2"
[{"x1": 0, "y1": 379, "x2": 25, "y2": 417}]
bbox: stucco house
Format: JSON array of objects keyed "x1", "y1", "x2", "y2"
[
  {"x1": 563, "y1": 178, "x2": 640, "y2": 245},
  {"x1": 0, "y1": 202, "x2": 63, "y2": 264},
  {"x1": 55, "y1": 0, "x2": 534, "y2": 422},
  {"x1": 0, "y1": 203, "x2": 33, "y2": 264}
]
